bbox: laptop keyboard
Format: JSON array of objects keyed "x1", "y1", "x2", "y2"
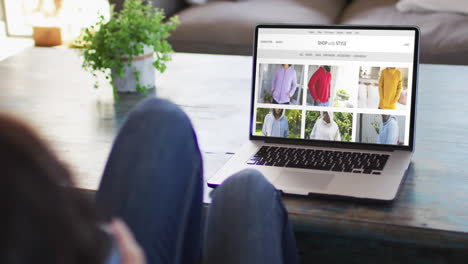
[{"x1": 247, "y1": 146, "x2": 389, "y2": 174}]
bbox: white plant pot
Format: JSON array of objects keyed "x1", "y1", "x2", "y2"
[{"x1": 112, "y1": 45, "x2": 155, "y2": 93}]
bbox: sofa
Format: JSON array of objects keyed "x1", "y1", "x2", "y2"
[{"x1": 164, "y1": 0, "x2": 468, "y2": 65}]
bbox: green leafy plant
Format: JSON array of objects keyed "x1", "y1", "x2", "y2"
[
  {"x1": 255, "y1": 108, "x2": 270, "y2": 134},
  {"x1": 334, "y1": 112, "x2": 353, "y2": 142},
  {"x1": 263, "y1": 91, "x2": 273, "y2": 103},
  {"x1": 336, "y1": 89, "x2": 349, "y2": 100},
  {"x1": 78, "y1": 0, "x2": 180, "y2": 96},
  {"x1": 333, "y1": 98, "x2": 340, "y2": 107},
  {"x1": 305, "y1": 111, "x2": 320, "y2": 138},
  {"x1": 371, "y1": 121, "x2": 380, "y2": 134},
  {"x1": 284, "y1": 109, "x2": 302, "y2": 138}
]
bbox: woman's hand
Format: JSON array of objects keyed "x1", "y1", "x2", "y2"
[{"x1": 111, "y1": 218, "x2": 146, "y2": 264}]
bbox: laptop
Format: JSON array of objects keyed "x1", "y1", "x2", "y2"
[{"x1": 208, "y1": 25, "x2": 419, "y2": 201}]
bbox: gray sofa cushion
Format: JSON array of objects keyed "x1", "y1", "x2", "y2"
[
  {"x1": 170, "y1": 0, "x2": 348, "y2": 55},
  {"x1": 339, "y1": 0, "x2": 468, "y2": 65}
]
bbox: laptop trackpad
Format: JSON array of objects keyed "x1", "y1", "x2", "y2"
[{"x1": 274, "y1": 170, "x2": 334, "y2": 195}]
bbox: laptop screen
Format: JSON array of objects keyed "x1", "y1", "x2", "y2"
[{"x1": 251, "y1": 26, "x2": 418, "y2": 149}]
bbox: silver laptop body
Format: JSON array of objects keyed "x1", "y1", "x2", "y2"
[{"x1": 208, "y1": 25, "x2": 419, "y2": 201}]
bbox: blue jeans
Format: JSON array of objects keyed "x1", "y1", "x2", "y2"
[
  {"x1": 96, "y1": 98, "x2": 298, "y2": 264},
  {"x1": 314, "y1": 101, "x2": 329, "y2": 106}
]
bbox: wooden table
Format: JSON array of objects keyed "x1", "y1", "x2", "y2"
[{"x1": 1, "y1": 47, "x2": 468, "y2": 263}]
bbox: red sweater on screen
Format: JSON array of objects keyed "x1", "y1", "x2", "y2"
[{"x1": 308, "y1": 67, "x2": 331, "y2": 103}]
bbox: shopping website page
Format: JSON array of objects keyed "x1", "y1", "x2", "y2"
[{"x1": 252, "y1": 28, "x2": 416, "y2": 146}]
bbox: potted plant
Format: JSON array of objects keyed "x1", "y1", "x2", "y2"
[{"x1": 78, "y1": 0, "x2": 180, "y2": 97}]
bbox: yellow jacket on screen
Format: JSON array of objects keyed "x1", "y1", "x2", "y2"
[{"x1": 378, "y1": 68, "x2": 402, "y2": 109}]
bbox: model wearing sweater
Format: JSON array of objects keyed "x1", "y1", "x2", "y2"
[
  {"x1": 262, "y1": 109, "x2": 289, "y2": 138},
  {"x1": 377, "y1": 115, "x2": 399, "y2": 144},
  {"x1": 271, "y1": 65, "x2": 297, "y2": 104},
  {"x1": 308, "y1": 66, "x2": 332, "y2": 106},
  {"x1": 378, "y1": 67, "x2": 402, "y2": 109},
  {"x1": 310, "y1": 111, "x2": 341, "y2": 141}
]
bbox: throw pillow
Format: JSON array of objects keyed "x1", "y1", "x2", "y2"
[{"x1": 396, "y1": 0, "x2": 468, "y2": 15}]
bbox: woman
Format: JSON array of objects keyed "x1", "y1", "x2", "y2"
[
  {"x1": 310, "y1": 111, "x2": 341, "y2": 141},
  {"x1": 1, "y1": 98, "x2": 298, "y2": 264},
  {"x1": 262, "y1": 108, "x2": 289, "y2": 138},
  {"x1": 0, "y1": 114, "x2": 113, "y2": 264},
  {"x1": 377, "y1": 115, "x2": 399, "y2": 145},
  {"x1": 271, "y1": 64, "x2": 297, "y2": 104},
  {"x1": 308, "y1": 66, "x2": 332, "y2": 106},
  {"x1": 378, "y1": 67, "x2": 402, "y2": 109}
]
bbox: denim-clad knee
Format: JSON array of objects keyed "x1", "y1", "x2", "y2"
[{"x1": 129, "y1": 98, "x2": 191, "y2": 128}]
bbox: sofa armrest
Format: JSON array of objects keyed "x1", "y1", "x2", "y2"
[{"x1": 109, "y1": 0, "x2": 188, "y2": 17}]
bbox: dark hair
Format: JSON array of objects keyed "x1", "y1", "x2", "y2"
[
  {"x1": 323, "y1": 66, "x2": 331, "y2": 72},
  {"x1": 273, "y1": 108, "x2": 283, "y2": 118},
  {"x1": 0, "y1": 114, "x2": 110, "y2": 264}
]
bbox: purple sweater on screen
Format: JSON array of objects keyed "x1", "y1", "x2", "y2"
[{"x1": 271, "y1": 66, "x2": 297, "y2": 104}]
